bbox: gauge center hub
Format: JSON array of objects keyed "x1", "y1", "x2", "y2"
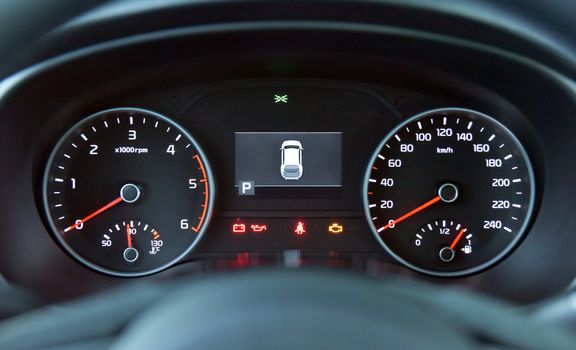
[
  {"x1": 120, "y1": 183, "x2": 141, "y2": 203},
  {"x1": 438, "y1": 183, "x2": 459, "y2": 203}
]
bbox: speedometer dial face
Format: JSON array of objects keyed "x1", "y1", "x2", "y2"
[
  {"x1": 43, "y1": 108, "x2": 214, "y2": 276},
  {"x1": 363, "y1": 108, "x2": 535, "y2": 276}
]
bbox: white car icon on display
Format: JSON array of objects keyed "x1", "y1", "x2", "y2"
[{"x1": 280, "y1": 140, "x2": 303, "y2": 180}]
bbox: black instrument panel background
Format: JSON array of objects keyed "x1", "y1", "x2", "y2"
[{"x1": 0, "y1": 24, "x2": 574, "y2": 304}]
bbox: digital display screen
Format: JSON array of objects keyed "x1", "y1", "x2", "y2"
[{"x1": 235, "y1": 132, "x2": 342, "y2": 196}]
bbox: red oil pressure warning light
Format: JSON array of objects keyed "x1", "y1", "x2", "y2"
[{"x1": 250, "y1": 224, "x2": 268, "y2": 233}]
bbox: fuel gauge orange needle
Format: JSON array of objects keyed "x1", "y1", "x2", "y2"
[
  {"x1": 450, "y1": 228, "x2": 467, "y2": 250},
  {"x1": 64, "y1": 196, "x2": 123, "y2": 232},
  {"x1": 380, "y1": 196, "x2": 441, "y2": 232}
]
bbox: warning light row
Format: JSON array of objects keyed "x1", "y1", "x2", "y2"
[
  {"x1": 232, "y1": 223, "x2": 268, "y2": 234},
  {"x1": 232, "y1": 220, "x2": 344, "y2": 235}
]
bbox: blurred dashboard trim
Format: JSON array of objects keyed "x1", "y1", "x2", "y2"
[{"x1": 3, "y1": 20, "x2": 576, "y2": 104}]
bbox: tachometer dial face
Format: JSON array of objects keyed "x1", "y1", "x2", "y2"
[
  {"x1": 363, "y1": 108, "x2": 535, "y2": 276},
  {"x1": 43, "y1": 108, "x2": 214, "y2": 276}
]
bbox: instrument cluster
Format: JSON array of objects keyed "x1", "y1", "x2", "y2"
[{"x1": 41, "y1": 81, "x2": 537, "y2": 277}]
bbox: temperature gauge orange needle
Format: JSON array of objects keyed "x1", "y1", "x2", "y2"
[
  {"x1": 64, "y1": 196, "x2": 123, "y2": 232},
  {"x1": 126, "y1": 224, "x2": 133, "y2": 248},
  {"x1": 379, "y1": 196, "x2": 441, "y2": 232},
  {"x1": 450, "y1": 228, "x2": 467, "y2": 250}
]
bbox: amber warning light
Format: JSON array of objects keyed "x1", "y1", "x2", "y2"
[{"x1": 328, "y1": 223, "x2": 344, "y2": 234}]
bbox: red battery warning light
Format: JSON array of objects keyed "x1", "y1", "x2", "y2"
[{"x1": 232, "y1": 223, "x2": 246, "y2": 234}]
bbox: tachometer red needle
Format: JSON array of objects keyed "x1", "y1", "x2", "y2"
[
  {"x1": 126, "y1": 224, "x2": 133, "y2": 248},
  {"x1": 64, "y1": 196, "x2": 123, "y2": 232},
  {"x1": 450, "y1": 228, "x2": 467, "y2": 250},
  {"x1": 380, "y1": 196, "x2": 441, "y2": 231}
]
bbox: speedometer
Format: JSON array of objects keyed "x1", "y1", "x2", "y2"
[{"x1": 363, "y1": 108, "x2": 535, "y2": 276}]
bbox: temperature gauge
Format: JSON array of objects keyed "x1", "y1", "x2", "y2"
[{"x1": 101, "y1": 220, "x2": 164, "y2": 265}]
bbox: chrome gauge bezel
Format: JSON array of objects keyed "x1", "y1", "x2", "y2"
[
  {"x1": 42, "y1": 107, "x2": 216, "y2": 277},
  {"x1": 362, "y1": 107, "x2": 536, "y2": 277}
]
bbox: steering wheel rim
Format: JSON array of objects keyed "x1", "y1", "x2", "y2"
[{"x1": 105, "y1": 270, "x2": 576, "y2": 349}]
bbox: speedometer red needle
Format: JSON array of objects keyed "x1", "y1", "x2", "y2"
[
  {"x1": 381, "y1": 196, "x2": 441, "y2": 231},
  {"x1": 64, "y1": 196, "x2": 123, "y2": 232},
  {"x1": 126, "y1": 224, "x2": 133, "y2": 248},
  {"x1": 450, "y1": 228, "x2": 467, "y2": 250}
]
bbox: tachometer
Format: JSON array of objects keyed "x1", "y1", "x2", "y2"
[
  {"x1": 363, "y1": 108, "x2": 535, "y2": 276},
  {"x1": 43, "y1": 108, "x2": 214, "y2": 276}
]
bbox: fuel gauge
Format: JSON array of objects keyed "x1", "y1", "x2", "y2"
[{"x1": 413, "y1": 220, "x2": 475, "y2": 269}]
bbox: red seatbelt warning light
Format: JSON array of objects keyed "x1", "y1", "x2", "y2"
[
  {"x1": 294, "y1": 221, "x2": 306, "y2": 236},
  {"x1": 232, "y1": 223, "x2": 246, "y2": 234},
  {"x1": 250, "y1": 224, "x2": 267, "y2": 233}
]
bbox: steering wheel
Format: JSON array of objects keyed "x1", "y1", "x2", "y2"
[{"x1": 0, "y1": 270, "x2": 574, "y2": 349}]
